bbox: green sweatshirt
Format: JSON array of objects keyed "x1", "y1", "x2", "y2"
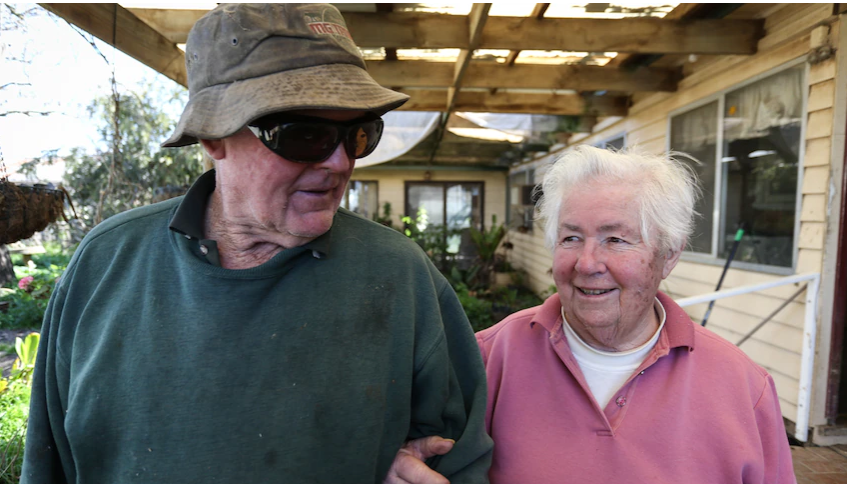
[{"x1": 21, "y1": 196, "x2": 492, "y2": 482}]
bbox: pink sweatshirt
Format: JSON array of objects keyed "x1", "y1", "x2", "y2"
[{"x1": 476, "y1": 292, "x2": 796, "y2": 484}]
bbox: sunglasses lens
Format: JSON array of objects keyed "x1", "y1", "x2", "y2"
[
  {"x1": 276, "y1": 124, "x2": 340, "y2": 163},
  {"x1": 251, "y1": 117, "x2": 383, "y2": 163},
  {"x1": 347, "y1": 119, "x2": 383, "y2": 159}
]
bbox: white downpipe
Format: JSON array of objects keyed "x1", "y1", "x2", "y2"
[
  {"x1": 673, "y1": 272, "x2": 821, "y2": 442},
  {"x1": 795, "y1": 273, "x2": 820, "y2": 442}
]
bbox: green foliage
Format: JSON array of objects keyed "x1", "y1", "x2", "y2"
[
  {"x1": 0, "y1": 332, "x2": 40, "y2": 484},
  {"x1": 469, "y1": 214, "x2": 507, "y2": 285},
  {"x1": 450, "y1": 275, "x2": 543, "y2": 333},
  {"x1": 447, "y1": 265, "x2": 481, "y2": 291},
  {"x1": 31, "y1": 80, "x2": 205, "y2": 241},
  {"x1": 1, "y1": 243, "x2": 72, "y2": 330},
  {"x1": 12, "y1": 333, "x2": 39, "y2": 380},
  {"x1": 402, "y1": 207, "x2": 461, "y2": 272},
  {"x1": 0, "y1": 290, "x2": 47, "y2": 330},
  {"x1": 373, "y1": 202, "x2": 395, "y2": 228},
  {"x1": 453, "y1": 284, "x2": 493, "y2": 333},
  {"x1": 469, "y1": 214, "x2": 506, "y2": 263}
]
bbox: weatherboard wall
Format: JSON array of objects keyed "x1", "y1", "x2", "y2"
[{"x1": 508, "y1": 5, "x2": 842, "y2": 428}]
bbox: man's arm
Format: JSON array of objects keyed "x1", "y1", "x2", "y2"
[
  {"x1": 20, "y1": 285, "x2": 72, "y2": 484},
  {"x1": 404, "y1": 280, "x2": 492, "y2": 483}
]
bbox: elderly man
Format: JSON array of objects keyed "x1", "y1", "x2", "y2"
[
  {"x1": 391, "y1": 145, "x2": 796, "y2": 483},
  {"x1": 21, "y1": 4, "x2": 491, "y2": 483}
]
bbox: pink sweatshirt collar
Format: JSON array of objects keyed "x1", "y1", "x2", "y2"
[{"x1": 530, "y1": 291, "x2": 696, "y2": 352}]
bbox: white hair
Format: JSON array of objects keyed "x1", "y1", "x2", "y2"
[{"x1": 537, "y1": 145, "x2": 701, "y2": 254}]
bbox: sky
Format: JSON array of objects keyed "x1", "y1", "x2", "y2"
[{"x1": 0, "y1": 4, "x2": 179, "y2": 173}]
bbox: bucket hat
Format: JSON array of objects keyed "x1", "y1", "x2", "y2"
[{"x1": 162, "y1": 3, "x2": 408, "y2": 147}]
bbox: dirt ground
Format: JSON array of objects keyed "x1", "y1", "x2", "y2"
[{"x1": 0, "y1": 328, "x2": 35, "y2": 378}]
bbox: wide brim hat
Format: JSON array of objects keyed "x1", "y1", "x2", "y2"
[{"x1": 162, "y1": 3, "x2": 408, "y2": 148}]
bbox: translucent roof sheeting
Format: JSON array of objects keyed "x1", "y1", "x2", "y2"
[{"x1": 357, "y1": 111, "x2": 441, "y2": 168}]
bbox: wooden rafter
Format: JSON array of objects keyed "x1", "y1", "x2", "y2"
[
  {"x1": 128, "y1": 9, "x2": 764, "y2": 56},
  {"x1": 367, "y1": 61, "x2": 679, "y2": 92},
  {"x1": 41, "y1": 3, "x2": 781, "y2": 166},
  {"x1": 397, "y1": 90, "x2": 628, "y2": 116},
  {"x1": 491, "y1": 3, "x2": 549, "y2": 97},
  {"x1": 504, "y1": 4, "x2": 550, "y2": 67},
  {"x1": 447, "y1": 3, "x2": 491, "y2": 115},
  {"x1": 434, "y1": 3, "x2": 492, "y2": 165},
  {"x1": 375, "y1": 4, "x2": 397, "y2": 61},
  {"x1": 42, "y1": 3, "x2": 187, "y2": 86}
]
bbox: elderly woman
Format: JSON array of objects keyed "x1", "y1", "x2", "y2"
[{"x1": 385, "y1": 146, "x2": 795, "y2": 484}]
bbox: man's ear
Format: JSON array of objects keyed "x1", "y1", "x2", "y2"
[
  {"x1": 200, "y1": 139, "x2": 226, "y2": 161},
  {"x1": 661, "y1": 241, "x2": 685, "y2": 279}
]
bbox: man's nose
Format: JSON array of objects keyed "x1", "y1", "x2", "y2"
[
  {"x1": 574, "y1": 242, "x2": 606, "y2": 275},
  {"x1": 315, "y1": 143, "x2": 353, "y2": 172}
]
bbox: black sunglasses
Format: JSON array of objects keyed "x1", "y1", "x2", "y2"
[{"x1": 247, "y1": 114, "x2": 384, "y2": 163}]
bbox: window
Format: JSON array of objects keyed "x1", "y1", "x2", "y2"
[
  {"x1": 405, "y1": 181, "x2": 484, "y2": 260},
  {"x1": 343, "y1": 180, "x2": 378, "y2": 221},
  {"x1": 508, "y1": 169, "x2": 535, "y2": 231},
  {"x1": 596, "y1": 134, "x2": 625, "y2": 151},
  {"x1": 670, "y1": 65, "x2": 804, "y2": 269}
]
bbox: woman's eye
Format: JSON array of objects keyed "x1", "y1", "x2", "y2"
[
  {"x1": 609, "y1": 237, "x2": 625, "y2": 244},
  {"x1": 561, "y1": 236, "x2": 578, "y2": 243}
]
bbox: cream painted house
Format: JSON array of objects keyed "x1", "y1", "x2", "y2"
[
  {"x1": 42, "y1": 0, "x2": 847, "y2": 447},
  {"x1": 504, "y1": 4, "x2": 847, "y2": 445},
  {"x1": 347, "y1": 167, "x2": 507, "y2": 234}
]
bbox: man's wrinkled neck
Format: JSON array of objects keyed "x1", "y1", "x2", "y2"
[{"x1": 204, "y1": 189, "x2": 316, "y2": 270}]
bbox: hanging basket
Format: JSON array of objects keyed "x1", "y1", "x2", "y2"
[{"x1": 0, "y1": 180, "x2": 75, "y2": 245}]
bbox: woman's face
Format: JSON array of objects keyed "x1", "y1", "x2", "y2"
[{"x1": 552, "y1": 180, "x2": 681, "y2": 351}]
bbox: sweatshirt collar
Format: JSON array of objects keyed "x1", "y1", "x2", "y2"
[
  {"x1": 168, "y1": 168, "x2": 331, "y2": 259},
  {"x1": 531, "y1": 290, "x2": 695, "y2": 352}
]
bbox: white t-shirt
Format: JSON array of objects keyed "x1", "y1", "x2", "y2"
[{"x1": 561, "y1": 298, "x2": 666, "y2": 409}]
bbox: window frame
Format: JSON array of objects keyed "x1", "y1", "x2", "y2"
[
  {"x1": 403, "y1": 180, "x2": 486, "y2": 231},
  {"x1": 666, "y1": 57, "x2": 809, "y2": 275},
  {"x1": 343, "y1": 179, "x2": 379, "y2": 220},
  {"x1": 507, "y1": 169, "x2": 535, "y2": 231},
  {"x1": 595, "y1": 133, "x2": 626, "y2": 150}
]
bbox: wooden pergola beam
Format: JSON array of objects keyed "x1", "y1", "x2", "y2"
[
  {"x1": 504, "y1": 4, "x2": 550, "y2": 66},
  {"x1": 43, "y1": 3, "x2": 187, "y2": 87},
  {"x1": 128, "y1": 9, "x2": 764, "y2": 55},
  {"x1": 397, "y1": 90, "x2": 628, "y2": 116},
  {"x1": 447, "y1": 4, "x2": 491, "y2": 118},
  {"x1": 124, "y1": 7, "x2": 204, "y2": 44},
  {"x1": 367, "y1": 61, "x2": 679, "y2": 92}
]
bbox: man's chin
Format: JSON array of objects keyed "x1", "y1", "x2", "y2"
[{"x1": 286, "y1": 213, "x2": 336, "y2": 239}]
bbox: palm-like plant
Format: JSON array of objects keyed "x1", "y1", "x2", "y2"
[{"x1": 469, "y1": 214, "x2": 507, "y2": 286}]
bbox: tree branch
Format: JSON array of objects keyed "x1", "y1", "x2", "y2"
[
  {"x1": 0, "y1": 110, "x2": 51, "y2": 117},
  {"x1": 66, "y1": 22, "x2": 110, "y2": 65},
  {"x1": 0, "y1": 82, "x2": 31, "y2": 91}
]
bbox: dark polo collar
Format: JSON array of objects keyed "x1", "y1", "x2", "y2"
[{"x1": 168, "y1": 169, "x2": 331, "y2": 265}]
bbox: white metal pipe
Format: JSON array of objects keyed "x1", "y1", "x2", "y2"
[
  {"x1": 672, "y1": 271, "x2": 821, "y2": 442},
  {"x1": 674, "y1": 272, "x2": 820, "y2": 308},
  {"x1": 794, "y1": 273, "x2": 820, "y2": 442}
]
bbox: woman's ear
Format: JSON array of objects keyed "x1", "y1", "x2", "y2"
[
  {"x1": 661, "y1": 242, "x2": 685, "y2": 279},
  {"x1": 200, "y1": 139, "x2": 226, "y2": 161}
]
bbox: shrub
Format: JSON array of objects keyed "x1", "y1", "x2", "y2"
[
  {"x1": 0, "y1": 332, "x2": 40, "y2": 484},
  {"x1": 453, "y1": 284, "x2": 494, "y2": 333},
  {"x1": 452, "y1": 279, "x2": 544, "y2": 333},
  {"x1": 1, "y1": 243, "x2": 73, "y2": 330}
]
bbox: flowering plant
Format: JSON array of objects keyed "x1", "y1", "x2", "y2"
[{"x1": 17, "y1": 276, "x2": 35, "y2": 292}]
